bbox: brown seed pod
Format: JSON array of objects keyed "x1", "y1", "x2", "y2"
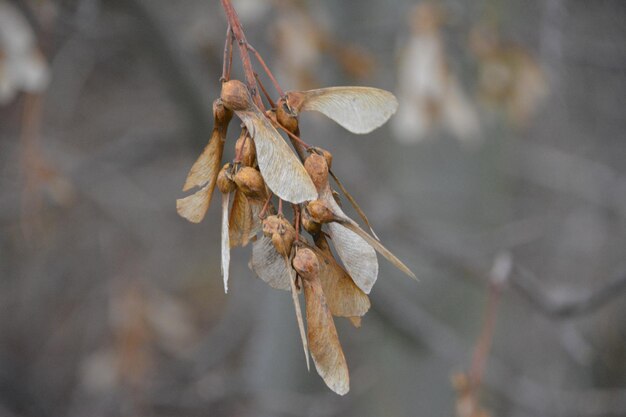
[
  {"x1": 262, "y1": 215, "x2": 296, "y2": 257},
  {"x1": 234, "y1": 166, "x2": 266, "y2": 199},
  {"x1": 217, "y1": 163, "x2": 236, "y2": 194},
  {"x1": 315, "y1": 147, "x2": 333, "y2": 170},
  {"x1": 292, "y1": 248, "x2": 320, "y2": 281},
  {"x1": 276, "y1": 97, "x2": 299, "y2": 133},
  {"x1": 301, "y1": 207, "x2": 322, "y2": 235},
  {"x1": 283, "y1": 91, "x2": 306, "y2": 115},
  {"x1": 272, "y1": 230, "x2": 295, "y2": 258},
  {"x1": 262, "y1": 215, "x2": 281, "y2": 237},
  {"x1": 213, "y1": 98, "x2": 234, "y2": 134},
  {"x1": 304, "y1": 153, "x2": 329, "y2": 192},
  {"x1": 306, "y1": 200, "x2": 336, "y2": 224},
  {"x1": 235, "y1": 130, "x2": 256, "y2": 167},
  {"x1": 220, "y1": 80, "x2": 252, "y2": 111}
]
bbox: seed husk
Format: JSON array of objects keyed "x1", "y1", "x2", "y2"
[
  {"x1": 306, "y1": 200, "x2": 336, "y2": 224},
  {"x1": 217, "y1": 163, "x2": 236, "y2": 194},
  {"x1": 220, "y1": 79, "x2": 252, "y2": 111},
  {"x1": 304, "y1": 153, "x2": 329, "y2": 192},
  {"x1": 292, "y1": 248, "x2": 320, "y2": 280},
  {"x1": 234, "y1": 166, "x2": 266, "y2": 200},
  {"x1": 235, "y1": 130, "x2": 256, "y2": 167},
  {"x1": 262, "y1": 215, "x2": 296, "y2": 258}
]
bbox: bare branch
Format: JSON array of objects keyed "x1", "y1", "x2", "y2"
[{"x1": 510, "y1": 264, "x2": 626, "y2": 318}]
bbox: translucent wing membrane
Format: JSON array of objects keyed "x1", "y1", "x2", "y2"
[
  {"x1": 235, "y1": 106, "x2": 317, "y2": 204},
  {"x1": 182, "y1": 129, "x2": 225, "y2": 192},
  {"x1": 176, "y1": 184, "x2": 211, "y2": 224},
  {"x1": 229, "y1": 191, "x2": 263, "y2": 248},
  {"x1": 293, "y1": 87, "x2": 398, "y2": 134},
  {"x1": 177, "y1": 99, "x2": 232, "y2": 223},
  {"x1": 288, "y1": 264, "x2": 310, "y2": 371},
  {"x1": 321, "y1": 187, "x2": 378, "y2": 294},
  {"x1": 221, "y1": 192, "x2": 231, "y2": 293},
  {"x1": 304, "y1": 272, "x2": 350, "y2": 395},
  {"x1": 249, "y1": 236, "x2": 292, "y2": 291},
  {"x1": 313, "y1": 236, "x2": 371, "y2": 318},
  {"x1": 339, "y1": 220, "x2": 417, "y2": 281}
]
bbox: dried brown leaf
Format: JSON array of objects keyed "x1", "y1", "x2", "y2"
[
  {"x1": 235, "y1": 107, "x2": 317, "y2": 204},
  {"x1": 303, "y1": 269, "x2": 350, "y2": 395},
  {"x1": 288, "y1": 87, "x2": 398, "y2": 134},
  {"x1": 221, "y1": 192, "x2": 231, "y2": 293},
  {"x1": 313, "y1": 235, "x2": 370, "y2": 318},
  {"x1": 176, "y1": 184, "x2": 211, "y2": 224},
  {"x1": 249, "y1": 236, "x2": 291, "y2": 291}
]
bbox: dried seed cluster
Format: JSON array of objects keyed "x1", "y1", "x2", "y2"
[{"x1": 176, "y1": 10, "x2": 415, "y2": 395}]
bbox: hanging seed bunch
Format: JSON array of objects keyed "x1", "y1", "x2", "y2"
[{"x1": 177, "y1": 0, "x2": 416, "y2": 395}]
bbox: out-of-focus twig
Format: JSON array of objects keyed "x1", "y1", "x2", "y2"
[
  {"x1": 372, "y1": 278, "x2": 626, "y2": 416},
  {"x1": 469, "y1": 252, "x2": 512, "y2": 387},
  {"x1": 400, "y1": 225, "x2": 626, "y2": 319},
  {"x1": 511, "y1": 264, "x2": 626, "y2": 318},
  {"x1": 506, "y1": 141, "x2": 626, "y2": 217}
]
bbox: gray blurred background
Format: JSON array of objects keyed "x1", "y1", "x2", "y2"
[{"x1": 1, "y1": 0, "x2": 625, "y2": 416}]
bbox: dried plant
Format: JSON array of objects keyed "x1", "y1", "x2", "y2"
[
  {"x1": 0, "y1": 0, "x2": 50, "y2": 104},
  {"x1": 469, "y1": 25, "x2": 548, "y2": 128},
  {"x1": 393, "y1": 2, "x2": 481, "y2": 144},
  {"x1": 176, "y1": 0, "x2": 415, "y2": 395}
]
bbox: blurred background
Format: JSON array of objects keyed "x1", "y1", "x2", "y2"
[{"x1": 1, "y1": 0, "x2": 625, "y2": 416}]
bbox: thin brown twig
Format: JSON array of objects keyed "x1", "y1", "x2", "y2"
[
  {"x1": 255, "y1": 72, "x2": 276, "y2": 108},
  {"x1": 276, "y1": 123, "x2": 312, "y2": 149},
  {"x1": 293, "y1": 204, "x2": 301, "y2": 241},
  {"x1": 220, "y1": 0, "x2": 263, "y2": 109},
  {"x1": 470, "y1": 253, "x2": 511, "y2": 389},
  {"x1": 259, "y1": 192, "x2": 273, "y2": 220},
  {"x1": 469, "y1": 286, "x2": 501, "y2": 388},
  {"x1": 221, "y1": 24, "x2": 233, "y2": 81},
  {"x1": 246, "y1": 43, "x2": 285, "y2": 97}
]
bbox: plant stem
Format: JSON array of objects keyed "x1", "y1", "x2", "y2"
[
  {"x1": 220, "y1": 0, "x2": 264, "y2": 109},
  {"x1": 221, "y1": 24, "x2": 233, "y2": 81},
  {"x1": 247, "y1": 43, "x2": 284, "y2": 96}
]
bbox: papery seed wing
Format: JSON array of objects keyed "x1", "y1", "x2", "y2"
[
  {"x1": 313, "y1": 236, "x2": 370, "y2": 318},
  {"x1": 221, "y1": 192, "x2": 231, "y2": 293},
  {"x1": 321, "y1": 187, "x2": 378, "y2": 294},
  {"x1": 339, "y1": 220, "x2": 417, "y2": 281},
  {"x1": 304, "y1": 273, "x2": 350, "y2": 395},
  {"x1": 296, "y1": 87, "x2": 398, "y2": 134},
  {"x1": 288, "y1": 262, "x2": 310, "y2": 371},
  {"x1": 182, "y1": 129, "x2": 225, "y2": 192},
  {"x1": 229, "y1": 191, "x2": 257, "y2": 248},
  {"x1": 235, "y1": 107, "x2": 317, "y2": 204},
  {"x1": 176, "y1": 184, "x2": 210, "y2": 223},
  {"x1": 327, "y1": 222, "x2": 378, "y2": 294},
  {"x1": 329, "y1": 169, "x2": 379, "y2": 239},
  {"x1": 249, "y1": 236, "x2": 291, "y2": 291},
  {"x1": 348, "y1": 317, "x2": 362, "y2": 327}
]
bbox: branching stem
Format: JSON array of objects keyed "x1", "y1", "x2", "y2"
[
  {"x1": 247, "y1": 43, "x2": 285, "y2": 97},
  {"x1": 220, "y1": 0, "x2": 264, "y2": 109},
  {"x1": 221, "y1": 24, "x2": 233, "y2": 81}
]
